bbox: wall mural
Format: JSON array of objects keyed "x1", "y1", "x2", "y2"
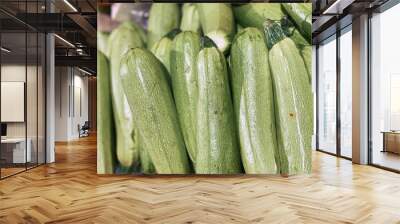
[{"x1": 97, "y1": 3, "x2": 313, "y2": 175}]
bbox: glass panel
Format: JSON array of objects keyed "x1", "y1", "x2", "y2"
[
  {"x1": 318, "y1": 35, "x2": 337, "y2": 154},
  {"x1": 1, "y1": 31, "x2": 27, "y2": 177},
  {"x1": 340, "y1": 27, "x2": 352, "y2": 158},
  {"x1": 0, "y1": 0, "x2": 46, "y2": 178},
  {"x1": 27, "y1": 31, "x2": 38, "y2": 169},
  {"x1": 38, "y1": 32, "x2": 45, "y2": 165},
  {"x1": 312, "y1": 45, "x2": 317, "y2": 150},
  {"x1": 371, "y1": 4, "x2": 400, "y2": 171},
  {"x1": 26, "y1": 0, "x2": 39, "y2": 169}
]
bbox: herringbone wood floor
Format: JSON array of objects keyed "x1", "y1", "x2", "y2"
[{"x1": 1, "y1": 135, "x2": 400, "y2": 224}]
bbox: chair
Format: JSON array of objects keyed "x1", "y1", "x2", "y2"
[{"x1": 79, "y1": 121, "x2": 90, "y2": 138}]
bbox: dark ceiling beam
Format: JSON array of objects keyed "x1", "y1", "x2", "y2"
[
  {"x1": 322, "y1": 0, "x2": 356, "y2": 14},
  {"x1": 55, "y1": 56, "x2": 96, "y2": 75},
  {"x1": 8, "y1": 12, "x2": 97, "y2": 48},
  {"x1": 312, "y1": 0, "x2": 388, "y2": 43},
  {"x1": 86, "y1": 0, "x2": 97, "y2": 12},
  {"x1": 0, "y1": 8, "x2": 37, "y2": 31},
  {"x1": 55, "y1": 55, "x2": 96, "y2": 67},
  {"x1": 66, "y1": 13, "x2": 97, "y2": 47},
  {"x1": 12, "y1": 13, "x2": 84, "y2": 32}
]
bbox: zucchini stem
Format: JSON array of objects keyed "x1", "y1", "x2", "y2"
[
  {"x1": 201, "y1": 36, "x2": 218, "y2": 49},
  {"x1": 263, "y1": 20, "x2": 286, "y2": 50}
]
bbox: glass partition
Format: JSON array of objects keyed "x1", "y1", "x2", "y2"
[
  {"x1": 1, "y1": 31, "x2": 28, "y2": 178},
  {"x1": 371, "y1": 3, "x2": 400, "y2": 171},
  {"x1": 339, "y1": 26, "x2": 352, "y2": 158},
  {"x1": 0, "y1": 1, "x2": 46, "y2": 179},
  {"x1": 317, "y1": 35, "x2": 337, "y2": 154},
  {"x1": 38, "y1": 32, "x2": 45, "y2": 165},
  {"x1": 27, "y1": 31, "x2": 38, "y2": 169}
]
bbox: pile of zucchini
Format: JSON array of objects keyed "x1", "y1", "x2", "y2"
[{"x1": 98, "y1": 3, "x2": 312, "y2": 175}]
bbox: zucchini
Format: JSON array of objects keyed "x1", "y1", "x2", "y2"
[
  {"x1": 150, "y1": 29, "x2": 181, "y2": 76},
  {"x1": 264, "y1": 21, "x2": 313, "y2": 175},
  {"x1": 180, "y1": 3, "x2": 201, "y2": 33},
  {"x1": 170, "y1": 31, "x2": 201, "y2": 165},
  {"x1": 97, "y1": 51, "x2": 115, "y2": 174},
  {"x1": 195, "y1": 37, "x2": 242, "y2": 174},
  {"x1": 97, "y1": 31, "x2": 109, "y2": 57},
  {"x1": 147, "y1": 3, "x2": 180, "y2": 49},
  {"x1": 230, "y1": 28, "x2": 278, "y2": 174},
  {"x1": 196, "y1": 3, "x2": 235, "y2": 54},
  {"x1": 236, "y1": 24, "x2": 244, "y2": 33},
  {"x1": 233, "y1": 3, "x2": 284, "y2": 30},
  {"x1": 139, "y1": 136, "x2": 155, "y2": 174},
  {"x1": 281, "y1": 16, "x2": 311, "y2": 82},
  {"x1": 301, "y1": 45, "x2": 312, "y2": 82},
  {"x1": 120, "y1": 48, "x2": 191, "y2": 174},
  {"x1": 151, "y1": 37, "x2": 172, "y2": 73},
  {"x1": 281, "y1": 17, "x2": 310, "y2": 47},
  {"x1": 108, "y1": 21, "x2": 144, "y2": 168},
  {"x1": 130, "y1": 20, "x2": 147, "y2": 47},
  {"x1": 282, "y1": 3, "x2": 312, "y2": 41}
]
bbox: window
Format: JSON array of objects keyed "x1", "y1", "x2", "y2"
[
  {"x1": 0, "y1": 1, "x2": 47, "y2": 179},
  {"x1": 339, "y1": 26, "x2": 352, "y2": 158},
  {"x1": 370, "y1": 3, "x2": 400, "y2": 171},
  {"x1": 317, "y1": 35, "x2": 337, "y2": 154}
]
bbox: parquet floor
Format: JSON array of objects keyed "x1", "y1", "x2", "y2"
[{"x1": 1, "y1": 135, "x2": 400, "y2": 224}]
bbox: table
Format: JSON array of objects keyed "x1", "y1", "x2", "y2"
[
  {"x1": 381, "y1": 131, "x2": 400, "y2": 154},
  {"x1": 1, "y1": 138, "x2": 31, "y2": 163}
]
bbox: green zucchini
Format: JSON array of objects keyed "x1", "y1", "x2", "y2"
[
  {"x1": 150, "y1": 29, "x2": 181, "y2": 76},
  {"x1": 195, "y1": 38, "x2": 242, "y2": 174},
  {"x1": 236, "y1": 24, "x2": 244, "y2": 33},
  {"x1": 139, "y1": 137, "x2": 155, "y2": 174},
  {"x1": 230, "y1": 28, "x2": 278, "y2": 174},
  {"x1": 97, "y1": 51, "x2": 115, "y2": 174},
  {"x1": 97, "y1": 31, "x2": 109, "y2": 57},
  {"x1": 282, "y1": 3, "x2": 312, "y2": 41},
  {"x1": 233, "y1": 3, "x2": 284, "y2": 30},
  {"x1": 170, "y1": 31, "x2": 201, "y2": 165},
  {"x1": 131, "y1": 20, "x2": 147, "y2": 47},
  {"x1": 147, "y1": 3, "x2": 180, "y2": 49},
  {"x1": 108, "y1": 21, "x2": 144, "y2": 168},
  {"x1": 196, "y1": 3, "x2": 235, "y2": 54},
  {"x1": 264, "y1": 21, "x2": 313, "y2": 175},
  {"x1": 301, "y1": 45, "x2": 312, "y2": 82},
  {"x1": 281, "y1": 17, "x2": 310, "y2": 47},
  {"x1": 120, "y1": 48, "x2": 191, "y2": 174},
  {"x1": 180, "y1": 3, "x2": 201, "y2": 33},
  {"x1": 171, "y1": 31, "x2": 200, "y2": 164},
  {"x1": 150, "y1": 36, "x2": 172, "y2": 72}
]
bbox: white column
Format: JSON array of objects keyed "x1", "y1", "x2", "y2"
[
  {"x1": 46, "y1": 1, "x2": 56, "y2": 163},
  {"x1": 352, "y1": 14, "x2": 369, "y2": 164}
]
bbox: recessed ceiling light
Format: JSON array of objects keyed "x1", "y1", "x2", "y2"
[
  {"x1": 54, "y1": 34, "x2": 75, "y2": 48},
  {"x1": 1, "y1": 47, "x2": 11, "y2": 53},
  {"x1": 63, "y1": 0, "x2": 78, "y2": 12},
  {"x1": 322, "y1": 0, "x2": 354, "y2": 15},
  {"x1": 78, "y1": 67, "x2": 92, "y2": 76}
]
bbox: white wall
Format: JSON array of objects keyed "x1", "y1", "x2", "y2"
[
  {"x1": 1, "y1": 66, "x2": 26, "y2": 139},
  {"x1": 54, "y1": 66, "x2": 89, "y2": 141},
  {"x1": 1, "y1": 65, "x2": 37, "y2": 138},
  {"x1": 55, "y1": 66, "x2": 69, "y2": 141}
]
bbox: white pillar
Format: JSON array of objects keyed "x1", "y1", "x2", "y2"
[
  {"x1": 352, "y1": 14, "x2": 369, "y2": 164},
  {"x1": 46, "y1": 1, "x2": 55, "y2": 163}
]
